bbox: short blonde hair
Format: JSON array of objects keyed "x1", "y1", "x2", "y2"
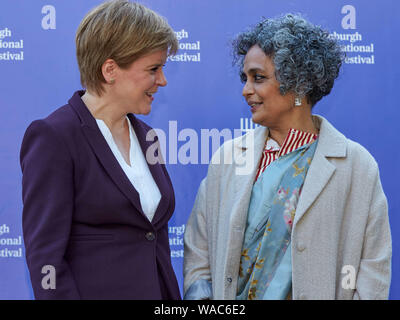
[{"x1": 76, "y1": 0, "x2": 178, "y2": 96}]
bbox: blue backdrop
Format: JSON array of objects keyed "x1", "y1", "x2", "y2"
[{"x1": 0, "y1": 0, "x2": 398, "y2": 299}]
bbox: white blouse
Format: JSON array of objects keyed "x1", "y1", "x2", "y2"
[{"x1": 95, "y1": 117, "x2": 161, "y2": 222}]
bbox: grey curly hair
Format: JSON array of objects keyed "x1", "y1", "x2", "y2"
[{"x1": 233, "y1": 14, "x2": 345, "y2": 107}]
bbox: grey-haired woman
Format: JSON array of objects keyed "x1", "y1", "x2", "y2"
[{"x1": 183, "y1": 14, "x2": 391, "y2": 300}]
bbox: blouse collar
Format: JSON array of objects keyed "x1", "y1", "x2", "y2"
[{"x1": 265, "y1": 128, "x2": 318, "y2": 157}]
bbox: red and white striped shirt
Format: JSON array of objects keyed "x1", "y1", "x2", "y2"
[{"x1": 254, "y1": 128, "x2": 318, "y2": 182}]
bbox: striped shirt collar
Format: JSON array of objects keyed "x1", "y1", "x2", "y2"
[
  {"x1": 267, "y1": 128, "x2": 318, "y2": 157},
  {"x1": 255, "y1": 128, "x2": 318, "y2": 182}
]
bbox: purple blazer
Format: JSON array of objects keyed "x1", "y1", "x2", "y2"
[{"x1": 20, "y1": 91, "x2": 181, "y2": 300}]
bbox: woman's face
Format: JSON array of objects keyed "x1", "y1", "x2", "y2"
[
  {"x1": 113, "y1": 49, "x2": 168, "y2": 115},
  {"x1": 241, "y1": 45, "x2": 295, "y2": 127}
]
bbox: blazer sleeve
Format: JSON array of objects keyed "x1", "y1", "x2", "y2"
[
  {"x1": 183, "y1": 178, "x2": 213, "y2": 299},
  {"x1": 353, "y1": 167, "x2": 392, "y2": 300},
  {"x1": 20, "y1": 120, "x2": 80, "y2": 299}
]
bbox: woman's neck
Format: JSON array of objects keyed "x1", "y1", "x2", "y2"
[
  {"x1": 268, "y1": 109, "x2": 318, "y2": 146},
  {"x1": 81, "y1": 91, "x2": 127, "y2": 132}
]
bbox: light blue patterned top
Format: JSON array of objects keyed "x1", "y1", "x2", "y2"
[{"x1": 237, "y1": 139, "x2": 318, "y2": 300}]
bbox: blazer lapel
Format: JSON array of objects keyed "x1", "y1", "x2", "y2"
[
  {"x1": 231, "y1": 127, "x2": 268, "y2": 227},
  {"x1": 233, "y1": 127, "x2": 268, "y2": 195},
  {"x1": 293, "y1": 115, "x2": 347, "y2": 226},
  {"x1": 127, "y1": 114, "x2": 171, "y2": 225},
  {"x1": 221, "y1": 127, "x2": 268, "y2": 299},
  {"x1": 68, "y1": 91, "x2": 145, "y2": 217},
  {"x1": 293, "y1": 152, "x2": 336, "y2": 225}
]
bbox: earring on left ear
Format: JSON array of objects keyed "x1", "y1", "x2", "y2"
[
  {"x1": 294, "y1": 97, "x2": 302, "y2": 106},
  {"x1": 109, "y1": 79, "x2": 115, "y2": 84}
]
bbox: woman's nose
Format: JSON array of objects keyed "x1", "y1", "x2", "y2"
[
  {"x1": 157, "y1": 70, "x2": 167, "y2": 87},
  {"x1": 242, "y1": 80, "x2": 254, "y2": 97}
]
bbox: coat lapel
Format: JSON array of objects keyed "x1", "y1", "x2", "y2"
[
  {"x1": 231, "y1": 127, "x2": 268, "y2": 228},
  {"x1": 218, "y1": 127, "x2": 267, "y2": 298},
  {"x1": 127, "y1": 114, "x2": 171, "y2": 225},
  {"x1": 68, "y1": 91, "x2": 145, "y2": 218},
  {"x1": 229, "y1": 114, "x2": 348, "y2": 229},
  {"x1": 293, "y1": 115, "x2": 347, "y2": 226},
  {"x1": 293, "y1": 152, "x2": 336, "y2": 225},
  {"x1": 233, "y1": 126, "x2": 268, "y2": 196}
]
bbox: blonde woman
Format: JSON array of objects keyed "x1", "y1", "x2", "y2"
[{"x1": 20, "y1": 0, "x2": 180, "y2": 299}]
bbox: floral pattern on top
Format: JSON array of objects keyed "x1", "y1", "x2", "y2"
[{"x1": 236, "y1": 138, "x2": 318, "y2": 300}]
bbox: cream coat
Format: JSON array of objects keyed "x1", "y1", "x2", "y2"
[{"x1": 183, "y1": 115, "x2": 392, "y2": 300}]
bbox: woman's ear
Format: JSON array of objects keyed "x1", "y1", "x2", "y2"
[{"x1": 102, "y1": 59, "x2": 117, "y2": 84}]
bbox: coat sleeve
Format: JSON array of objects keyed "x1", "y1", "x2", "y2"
[
  {"x1": 183, "y1": 178, "x2": 213, "y2": 299},
  {"x1": 353, "y1": 167, "x2": 392, "y2": 300},
  {"x1": 20, "y1": 120, "x2": 81, "y2": 299}
]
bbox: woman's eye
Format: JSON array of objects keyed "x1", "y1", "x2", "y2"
[
  {"x1": 150, "y1": 64, "x2": 166, "y2": 74},
  {"x1": 150, "y1": 65, "x2": 163, "y2": 73},
  {"x1": 240, "y1": 73, "x2": 247, "y2": 83},
  {"x1": 254, "y1": 74, "x2": 265, "y2": 81}
]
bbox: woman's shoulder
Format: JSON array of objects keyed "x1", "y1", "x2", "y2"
[
  {"x1": 21, "y1": 102, "x2": 82, "y2": 160},
  {"x1": 20, "y1": 109, "x2": 75, "y2": 166},
  {"x1": 26, "y1": 103, "x2": 80, "y2": 136},
  {"x1": 345, "y1": 138, "x2": 378, "y2": 170},
  {"x1": 211, "y1": 126, "x2": 266, "y2": 157},
  {"x1": 44, "y1": 103, "x2": 81, "y2": 131},
  {"x1": 207, "y1": 126, "x2": 266, "y2": 179},
  {"x1": 317, "y1": 115, "x2": 378, "y2": 169}
]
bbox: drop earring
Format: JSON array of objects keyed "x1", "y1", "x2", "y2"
[{"x1": 294, "y1": 97, "x2": 302, "y2": 106}]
